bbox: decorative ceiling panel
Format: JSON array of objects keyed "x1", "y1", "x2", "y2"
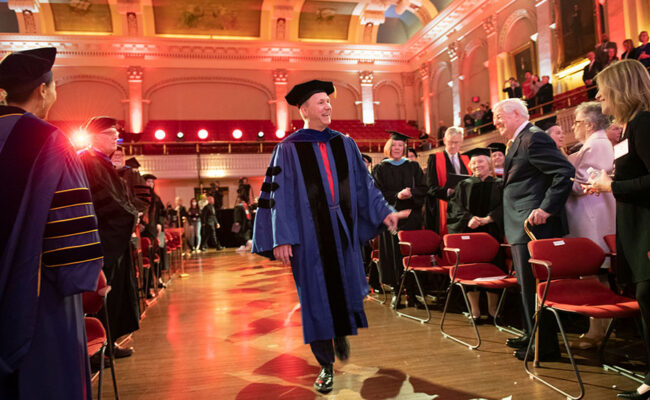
[
  {"x1": 152, "y1": 0, "x2": 263, "y2": 37},
  {"x1": 50, "y1": 0, "x2": 113, "y2": 33},
  {"x1": 299, "y1": 1, "x2": 356, "y2": 41}
]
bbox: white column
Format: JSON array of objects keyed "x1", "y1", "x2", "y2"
[
  {"x1": 418, "y1": 64, "x2": 431, "y2": 135},
  {"x1": 448, "y1": 42, "x2": 462, "y2": 127},
  {"x1": 359, "y1": 71, "x2": 375, "y2": 124},
  {"x1": 482, "y1": 15, "x2": 500, "y2": 106},
  {"x1": 272, "y1": 69, "x2": 289, "y2": 134},
  {"x1": 127, "y1": 66, "x2": 144, "y2": 134},
  {"x1": 535, "y1": 0, "x2": 553, "y2": 79}
]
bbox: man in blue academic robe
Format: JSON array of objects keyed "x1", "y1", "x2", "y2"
[
  {"x1": 0, "y1": 48, "x2": 103, "y2": 399},
  {"x1": 252, "y1": 80, "x2": 404, "y2": 394}
]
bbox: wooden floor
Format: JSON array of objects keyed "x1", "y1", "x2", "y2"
[{"x1": 94, "y1": 249, "x2": 643, "y2": 399}]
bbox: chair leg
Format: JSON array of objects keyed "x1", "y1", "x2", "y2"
[
  {"x1": 493, "y1": 288, "x2": 525, "y2": 336},
  {"x1": 393, "y1": 267, "x2": 408, "y2": 311},
  {"x1": 366, "y1": 260, "x2": 386, "y2": 305},
  {"x1": 97, "y1": 345, "x2": 106, "y2": 400},
  {"x1": 524, "y1": 307, "x2": 585, "y2": 400},
  {"x1": 396, "y1": 270, "x2": 431, "y2": 324},
  {"x1": 600, "y1": 318, "x2": 645, "y2": 383},
  {"x1": 439, "y1": 283, "x2": 481, "y2": 349}
]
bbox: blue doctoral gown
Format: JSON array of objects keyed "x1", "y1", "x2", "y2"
[
  {"x1": 0, "y1": 106, "x2": 103, "y2": 399},
  {"x1": 252, "y1": 128, "x2": 393, "y2": 344}
]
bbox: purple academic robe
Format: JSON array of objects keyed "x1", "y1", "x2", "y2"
[{"x1": 0, "y1": 106, "x2": 103, "y2": 400}]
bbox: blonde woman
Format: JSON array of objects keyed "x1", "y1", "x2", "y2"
[{"x1": 584, "y1": 59, "x2": 650, "y2": 400}]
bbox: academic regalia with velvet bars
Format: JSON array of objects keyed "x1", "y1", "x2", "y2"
[
  {"x1": 424, "y1": 151, "x2": 472, "y2": 235},
  {"x1": 252, "y1": 128, "x2": 393, "y2": 344},
  {"x1": 0, "y1": 106, "x2": 103, "y2": 400},
  {"x1": 117, "y1": 165, "x2": 150, "y2": 214},
  {"x1": 78, "y1": 148, "x2": 140, "y2": 341}
]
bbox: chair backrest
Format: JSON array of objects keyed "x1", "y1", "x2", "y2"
[
  {"x1": 443, "y1": 233, "x2": 500, "y2": 264},
  {"x1": 603, "y1": 234, "x2": 616, "y2": 253},
  {"x1": 82, "y1": 270, "x2": 108, "y2": 314},
  {"x1": 398, "y1": 230, "x2": 441, "y2": 256},
  {"x1": 369, "y1": 237, "x2": 379, "y2": 251},
  {"x1": 528, "y1": 237, "x2": 605, "y2": 280}
]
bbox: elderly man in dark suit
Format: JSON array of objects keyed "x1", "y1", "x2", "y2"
[
  {"x1": 493, "y1": 98, "x2": 575, "y2": 361},
  {"x1": 582, "y1": 51, "x2": 602, "y2": 99}
]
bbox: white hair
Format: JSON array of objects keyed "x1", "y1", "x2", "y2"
[
  {"x1": 444, "y1": 126, "x2": 464, "y2": 139},
  {"x1": 493, "y1": 98, "x2": 529, "y2": 119}
]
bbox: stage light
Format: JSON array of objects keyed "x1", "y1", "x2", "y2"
[
  {"x1": 198, "y1": 129, "x2": 208, "y2": 140},
  {"x1": 154, "y1": 129, "x2": 166, "y2": 140},
  {"x1": 176, "y1": 131, "x2": 184, "y2": 139},
  {"x1": 257, "y1": 131, "x2": 264, "y2": 139},
  {"x1": 275, "y1": 129, "x2": 285, "y2": 139},
  {"x1": 71, "y1": 128, "x2": 90, "y2": 149},
  {"x1": 232, "y1": 129, "x2": 243, "y2": 139}
]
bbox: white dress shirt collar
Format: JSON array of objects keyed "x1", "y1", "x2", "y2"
[{"x1": 512, "y1": 120, "x2": 530, "y2": 141}]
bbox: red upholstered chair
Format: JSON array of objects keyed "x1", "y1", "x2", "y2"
[
  {"x1": 365, "y1": 237, "x2": 388, "y2": 304},
  {"x1": 439, "y1": 233, "x2": 518, "y2": 349},
  {"x1": 83, "y1": 271, "x2": 119, "y2": 400},
  {"x1": 525, "y1": 237, "x2": 640, "y2": 400},
  {"x1": 395, "y1": 230, "x2": 443, "y2": 323}
]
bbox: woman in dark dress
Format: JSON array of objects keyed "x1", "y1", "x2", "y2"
[
  {"x1": 585, "y1": 59, "x2": 650, "y2": 400},
  {"x1": 186, "y1": 198, "x2": 201, "y2": 251},
  {"x1": 372, "y1": 131, "x2": 427, "y2": 308},
  {"x1": 622, "y1": 39, "x2": 637, "y2": 60},
  {"x1": 635, "y1": 31, "x2": 650, "y2": 69},
  {"x1": 233, "y1": 195, "x2": 253, "y2": 251}
]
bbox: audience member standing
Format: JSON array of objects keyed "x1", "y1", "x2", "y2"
[
  {"x1": 503, "y1": 77, "x2": 522, "y2": 99},
  {"x1": 186, "y1": 198, "x2": 201, "y2": 251},
  {"x1": 0, "y1": 47, "x2": 103, "y2": 400},
  {"x1": 233, "y1": 195, "x2": 253, "y2": 252},
  {"x1": 521, "y1": 72, "x2": 534, "y2": 103},
  {"x1": 604, "y1": 48, "x2": 619, "y2": 67},
  {"x1": 583, "y1": 51, "x2": 602, "y2": 99},
  {"x1": 595, "y1": 33, "x2": 618, "y2": 66},
  {"x1": 237, "y1": 177, "x2": 254, "y2": 204},
  {"x1": 425, "y1": 127, "x2": 471, "y2": 235},
  {"x1": 584, "y1": 59, "x2": 650, "y2": 399},
  {"x1": 565, "y1": 102, "x2": 616, "y2": 349},
  {"x1": 78, "y1": 117, "x2": 140, "y2": 358},
  {"x1": 621, "y1": 39, "x2": 637, "y2": 60},
  {"x1": 636, "y1": 31, "x2": 650, "y2": 69},
  {"x1": 209, "y1": 181, "x2": 224, "y2": 209},
  {"x1": 200, "y1": 195, "x2": 222, "y2": 251},
  {"x1": 372, "y1": 132, "x2": 427, "y2": 309},
  {"x1": 171, "y1": 197, "x2": 188, "y2": 229},
  {"x1": 493, "y1": 98, "x2": 575, "y2": 361},
  {"x1": 546, "y1": 125, "x2": 568, "y2": 154}
]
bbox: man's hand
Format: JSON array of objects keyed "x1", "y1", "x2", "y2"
[
  {"x1": 216, "y1": 223, "x2": 221, "y2": 229},
  {"x1": 273, "y1": 244, "x2": 293, "y2": 266},
  {"x1": 527, "y1": 208, "x2": 550, "y2": 226},
  {"x1": 156, "y1": 224, "x2": 162, "y2": 234},
  {"x1": 467, "y1": 216, "x2": 481, "y2": 230},
  {"x1": 383, "y1": 210, "x2": 411, "y2": 233},
  {"x1": 397, "y1": 187, "x2": 412, "y2": 200}
]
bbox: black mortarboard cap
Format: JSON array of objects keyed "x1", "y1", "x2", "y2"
[
  {"x1": 285, "y1": 80, "x2": 335, "y2": 107},
  {"x1": 142, "y1": 174, "x2": 157, "y2": 180},
  {"x1": 83, "y1": 116, "x2": 117, "y2": 135},
  {"x1": 487, "y1": 142, "x2": 506, "y2": 154},
  {"x1": 464, "y1": 147, "x2": 492, "y2": 159},
  {"x1": 361, "y1": 154, "x2": 372, "y2": 164},
  {"x1": 0, "y1": 47, "x2": 56, "y2": 95},
  {"x1": 125, "y1": 157, "x2": 141, "y2": 168},
  {"x1": 386, "y1": 130, "x2": 411, "y2": 142}
]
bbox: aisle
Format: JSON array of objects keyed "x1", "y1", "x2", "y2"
[{"x1": 95, "y1": 249, "x2": 634, "y2": 399}]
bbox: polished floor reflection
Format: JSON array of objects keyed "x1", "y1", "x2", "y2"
[{"x1": 95, "y1": 249, "x2": 640, "y2": 399}]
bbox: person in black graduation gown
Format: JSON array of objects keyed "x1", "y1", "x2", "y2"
[
  {"x1": 424, "y1": 126, "x2": 472, "y2": 235},
  {"x1": 447, "y1": 148, "x2": 504, "y2": 323},
  {"x1": 488, "y1": 142, "x2": 506, "y2": 177},
  {"x1": 372, "y1": 131, "x2": 427, "y2": 308},
  {"x1": 584, "y1": 60, "x2": 650, "y2": 400},
  {"x1": 233, "y1": 195, "x2": 253, "y2": 251},
  {"x1": 78, "y1": 116, "x2": 140, "y2": 358},
  {"x1": 111, "y1": 147, "x2": 150, "y2": 215},
  {"x1": 200, "y1": 195, "x2": 222, "y2": 250},
  {"x1": 141, "y1": 174, "x2": 167, "y2": 292}
]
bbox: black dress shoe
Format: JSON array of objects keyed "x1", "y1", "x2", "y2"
[
  {"x1": 513, "y1": 347, "x2": 561, "y2": 362},
  {"x1": 314, "y1": 365, "x2": 333, "y2": 393},
  {"x1": 334, "y1": 337, "x2": 350, "y2": 362},
  {"x1": 471, "y1": 316, "x2": 483, "y2": 325},
  {"x1": 618, "y1": 390, "x2": 650, "y2": 399},
  {"x1": 506, "y1": 334, "x2": 530, "y2": 349},
  {"x1": 391, "y1": 295, "x2": 405, "y2": 310},
  {"x1": 112, "y1": 345, "x2": 134, "y2": 359}
]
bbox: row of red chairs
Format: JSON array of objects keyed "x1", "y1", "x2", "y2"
[{"x1": 367, "y1": 229, "x2": 639, "y2": 400}]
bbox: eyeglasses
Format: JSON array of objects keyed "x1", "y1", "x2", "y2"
[{"x1": 572, "y1": 120, "x2": 587, "y2": 127}]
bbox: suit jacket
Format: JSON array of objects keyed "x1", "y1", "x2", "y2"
[
  {"x1": 503, "y1": 123, "x2": 575, "y2": 244},
  {"x1": 566, "y1": 130, "x2": 616, "y2": 251},
  {"x1": 595, "y1": 41, "x2": 618, "y2": 65},
  {"x1": 582, "y1": 61, "x2": 602, "y2": 85},
  {"x1": 502, "y1": 86, "x2": 522, "y2": 99}
]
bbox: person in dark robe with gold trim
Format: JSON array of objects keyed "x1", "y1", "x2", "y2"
[
  {"x1": 424, "y1": 126, "x2": 472, "y2": 235},
  {"x1": 252, "y1": 80, "x2": 406, "y2": 394},
  {"x1": 78, "y1": 117, "x2": 140, "y2": 358},
  {"x1": 0, "y1": 47, "x2": 103, "y2": 400}
]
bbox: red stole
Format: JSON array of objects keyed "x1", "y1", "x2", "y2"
[{"x1": 435, "y1": 151, "x2": 472, "y2": 235}]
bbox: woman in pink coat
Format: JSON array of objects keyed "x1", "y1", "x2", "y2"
[{"x1": 566, "y1": 101, "x2": 616, "y2": 348}]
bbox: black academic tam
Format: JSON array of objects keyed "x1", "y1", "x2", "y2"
[{"x1": 285, "y1": 80, "x2": 335, "y2": 107}]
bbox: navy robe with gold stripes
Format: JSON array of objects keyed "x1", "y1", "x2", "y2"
[
  {"x1": 0, "y1": 106, "x2": 103, "y2": 400},
  {"x1": 252, "y1": 128, "x2": 393, "y2": 344}
]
